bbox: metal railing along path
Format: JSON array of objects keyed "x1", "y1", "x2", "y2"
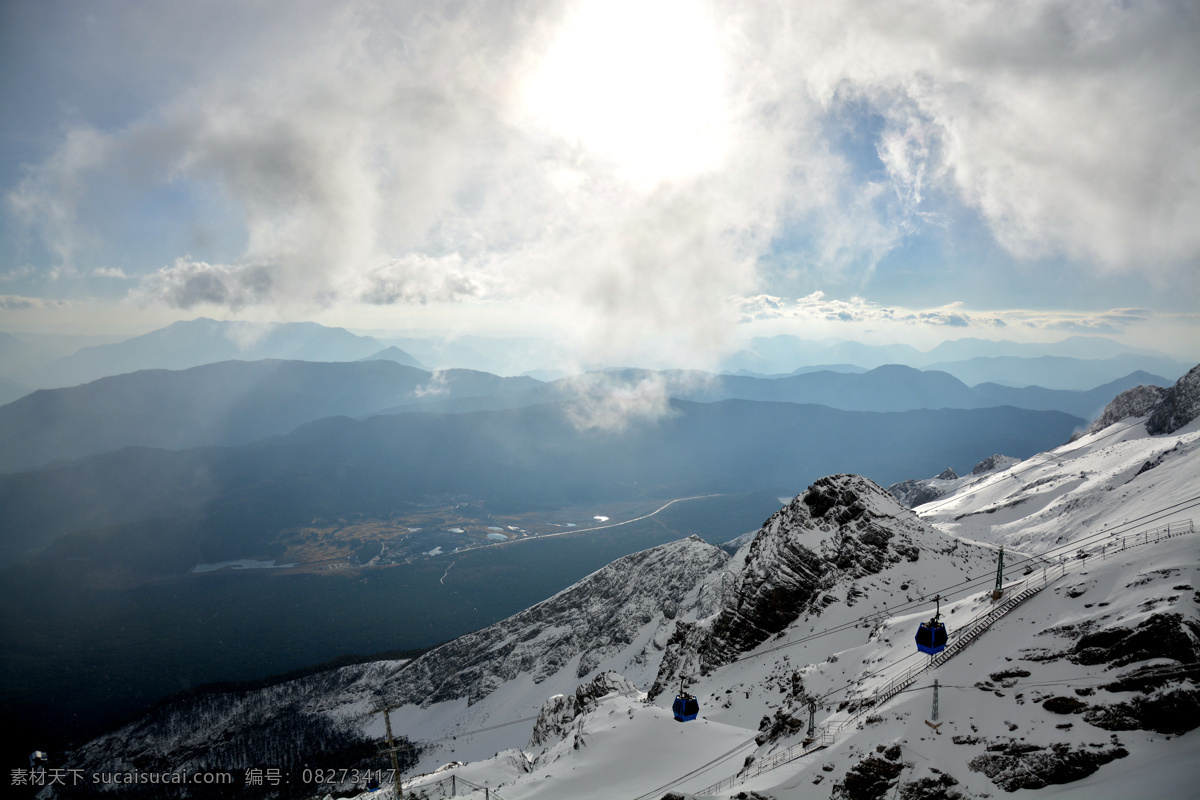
[{"x1": 403, "y1": 773, "x2": 505, "y2": 800}]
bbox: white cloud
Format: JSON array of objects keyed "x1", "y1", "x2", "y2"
[
  {"x1": 92, "y1": 267, "x2": 129, "y2": 279},
  {"x1": 730, "y1": 292, "x2": 1179, "y2": 337},
  {"x1": 6, "y1": 0, "x2": 1198, "y2": 356},
  {"x1": 131, "y1": 258, "x2": 272, "y2": 310},
  {"x1": 355, "y1": 254, "x2": 483, "y2": 305},
  {"x1": 0, "y1": 295, "x2": 69, "y2": 311},
  {"x1": 560, "y1": 371, "x2": 679, "y2": 432},
  {"x1": 7, "y1": 126, "x2": 111, "y2": 270}
]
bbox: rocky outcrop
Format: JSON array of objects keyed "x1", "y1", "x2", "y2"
[
  {"x1": 971, "y1": 454, "x2": 1018, "y2": 475},
  {"x1": 1081, "y1": 364, "x2": 1200, "y2": 437},
  {"x1": 1070, "y1": 612, "x2": 1200, "y2": 668},
  {"x1": 651, "y1": 475, "x2": 940, "y2": 697},
  {"x1": 887, "y1": 479, "x2": 945, "y2": 509},
  {"x1": 1146, "y1": 363, "x2": 1200, "y2": 434},
  {"x1": 1084, "y1": 384, "x2": 1169, "y2": 435},
  {"x1": 888, "y1": 455, "x2": 1016, "y2": 508},
  {"x1": 832, "y1": 748, "x2": 907, "y2": 800},
  {"x1": 528, "y1": 671, "x2": 638, "y2": 750},
  {"x1": 968, "y1": 739, "x2": 1127, "y2": 792}
]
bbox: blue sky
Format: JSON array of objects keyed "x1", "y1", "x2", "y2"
[{"x1": 1, "y1": 0, "x2": 1197, "y2": 364}]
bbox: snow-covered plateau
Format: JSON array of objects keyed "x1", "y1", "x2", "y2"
[{"x1": 47, "y1": 370, "x2": 1200, "y2": 800}]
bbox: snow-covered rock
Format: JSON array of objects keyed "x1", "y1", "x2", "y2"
[
  {"x1": 381, "y1": 534, "x2": 726, "y2": 710},
  {"x1": 528, "y1": 671, "x2": 640, "y2": 752},
  {"x1": 52, "y1": 409, "x2": 1200, "y2": 800},
  {"x1": 1079, "y1": 362, "x2": 1199, "y2": 437},
  {"x1": 971, "y1": 453, "x2": 1019, "y2": 475},
  {"x1": 648, "y1": 475, "x2": 989, "y2": 699},
  {"x1": 886, "y1": 453, "x2": 1018, "y2": 509},
  {"x1": 886, "y1": 477, "x2": 945, "y2": 508},
  {"x1": 1146, "y1": 363, "x2": 1200, "y2": 435},
  {"x1": 1083, "y1": 384, "x2": 1169, "y2": 435}
]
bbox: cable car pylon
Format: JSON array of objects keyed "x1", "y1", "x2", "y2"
[{"x1": 992, "y1": 546, "x2": 1005, "y2": 601}]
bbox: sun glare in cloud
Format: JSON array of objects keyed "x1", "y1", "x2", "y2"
[{"x1": 522, "y1": 0, "x2": 730, "y2": 185}]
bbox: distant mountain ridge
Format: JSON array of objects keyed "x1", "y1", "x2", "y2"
[
  {"x1": 26, "y1": 374, "x2": 1200, "y2": 800},
  {"x1": 0, "y1": 360, "x2": 1159, "y2": 473},
  {"x1": 356, "y1": 345, "x2": 425, "y2": 369},
  {"x1": 722, "y1": 334, "x2": 1190, "y2": 389},
  {"x1": 16, "y1": 318, "x2": 386, "y2": 389},
  {"x1": 0, "y1": 360, "x2": 538, "y2": 472},
  {"x1": 4, "y1": 317, "x2": 1190, "y2": 393},
  {"x1": 0, "y1": 400, "x2": 1084, "y2": 568},
  {"x1": 924, "y1": 353, "x2": 1187, "y2": 391}
]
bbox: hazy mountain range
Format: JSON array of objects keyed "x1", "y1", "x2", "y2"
[
  {"x1": 52, "y1": 395, "x2": 1200, "y2": 800},
  {"x1": 0, "y1": 358, "x2": 1165, "y2": 473},
  {"x1": 0, "y1": 318, "x2": 1191, "y2": 394},
  {"x1": 0, "y1": 399, "x2": 1085, "y2": 570},
  {"x1": 0, "y1": 315, "x2": 1193, "y2": 769}
]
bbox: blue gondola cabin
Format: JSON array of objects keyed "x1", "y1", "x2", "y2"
[
  {"x1": 672, "y1": 676, "x2": 699, "y2": 721},
  {"x1": 915, "y1": 594, "x2": 949, "y2": 655},
  {"x1": 673, "y1": 692, "x2": 699, "y2": 722},
  {"x1": 915, "y1": 619, "x2": 948, "y2": 654}
]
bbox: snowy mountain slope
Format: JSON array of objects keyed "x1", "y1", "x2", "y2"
[
  {"x1": 646, "y1": 475, "x2": 997, "y2": 703},
  {"x1": 58, "y1": 535, "x2": 730, "y2": 789},
  {"x1": 915, "y1": 415, "x2": 1200, "y2": 556},
  {"x1": 372, "y1": 478, "x2": 1005, "y2": 799},
  {"x1": 380, "y1": 395, "x2": 1198, "y2": 799},
  {"x1": 381, "y1": 535, "x2": 727, "y2": 712},
  {"x1": 51, "y1": 372, "x2": 1200, "y2": 800},
  {"x1": 710, "y1": 530, "x2": 1199, "y2": 800},
  {"x1": 659, "y1": 386, "x2": 1200, "y2": 798}
]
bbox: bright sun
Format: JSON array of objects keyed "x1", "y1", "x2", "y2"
[{"x1": 522, "y1": 0, "x2": 730, "y2": 185}]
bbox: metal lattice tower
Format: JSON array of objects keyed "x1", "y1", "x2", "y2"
[
  {"x1": 932, "y1": 679, "x2": 939, "y2": 722},
  {"x1": 375, "y1": 702, "x2": 405, "y2": 800},
  {"x1": 992, "y1": 546, "x2": 1005, "y2": 600}
]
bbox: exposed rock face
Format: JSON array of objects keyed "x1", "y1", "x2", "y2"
[
  {"x1": 1084, "y1": 384, "x2": 1168, "y2": 435},
  {"x1": 1070, "y1": 613, "x2": 1200, "y2": 668},
  {"x1": 888, "y1": 455, "x2": 1016, "y2": 508},
  {"x1": 887, "y1": 478, "x2": 945, "y2": 509},
  {"x1": 1080, "y1": 364, "x2": 1200, "y2": 437},
  {"x1": 650, "y1": 475, "x2": 938, "y2": 697},
  {"x1": 1146, "y1": 363, "x2": 1200, "y2": 434},
  {"x1": 1021, "y1": 612, "x2": 1200, "y2": 736},
  {"x1": 528, "y1": 671, "x2": 638, "y2": 750},
  {"x1": 1083, "y1": 684, "x2": 1200, "y2": 735},
  {"x1": 833, "y1": 750, "x2": 906, "y2": 800},
  {"x1": 971, "y1": 454, "x2": 1018, "y2": 475},
  {"x1": 968, "y1": 740, "x2": 1128, "y2": 792},
  {"x1": 897, "y1": 772, "x2": 966, "y2": 800}
]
